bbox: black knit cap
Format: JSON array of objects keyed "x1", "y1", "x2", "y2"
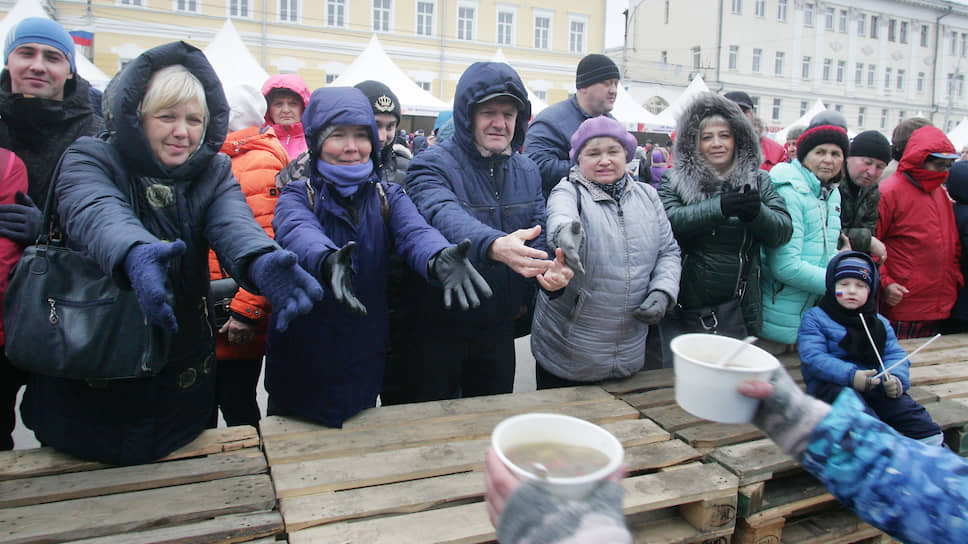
[
  {"x1": 849, "y1": 130, "x2": 892, "y2": 164},
  {"x1": 354, "y1": 80, "x2": 401, "y2": 123},
  {"x1": 576, "y1": 54, "x2": 620, "y2": 89},
  {"x1": 796, "y1": 124, "x2": 850, "y2": 163}
]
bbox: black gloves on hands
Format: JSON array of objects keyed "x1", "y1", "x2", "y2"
[
  {"x1": 322, "y1": 241, "x2": 367, "y2": 316},
  {"x1": 250, "y1": 249, "x2": 324, "y2": 332},
  {"x1": 554, "y1": 220, "x2": 585, "y2": 275},
  {"x1": 633, "y1": 291, "x2": 671, "y2": 324},
  {"x1": 0, "y1": 191, "x2": 42, "y2": 245},
  {"x1": 430, "y1": 239, "x2": 493, "y2": 310},
  {"x1": 124, "y1": 240, "x2": 186, "y2": 332},
  {"x1": 720, "y1": 184, "x2": 761, "y2": 223}
]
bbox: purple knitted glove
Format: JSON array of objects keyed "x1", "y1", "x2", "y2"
[
  {"x1": 124, "y1": 240, "x2": 186, "y2": 332},
  {"x1": 249, "y1": 250, "x2": 324, "y2": 332}
]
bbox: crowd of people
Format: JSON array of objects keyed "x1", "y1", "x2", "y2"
[{"x1": 0, "y1": 15, "x2": 965, "y2": 542}]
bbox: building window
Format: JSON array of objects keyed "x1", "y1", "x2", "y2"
[
  {"x1": 952, "y1": 31, "x2": 959, "y2": 55},
  {"x1": 772, "y1": 98, "x2": 781, "y2": 121},
  {"x1": 921, "y1": 24, "x2": 929, "y2": 47},
  {"x1": 839, "y1": 9, "x2": 847, "y2": 33},
  {"x1": 416, "y1": 1, "x2": 434, "y2": 35},
  {"x1": 755, "y1": 0, "x2": 765, "y2": 17},
  {"x1": 836, "y1": 60, "x2": 845, "y2": 83},
  {"x1": 416, "y1": 80, "x2": 431, "y2": 91},
  {"x1": 373, "y1": 0, "x2": 391, "y2": 32},
  {"x1": 962, "y1": 33, "x2": 967, "y2": 56},
  {"x1": 752, "y1": 48, "x2": 762, "y2": 72},
  {"x1": 729, "y1": 46, "x2": 739, "y2": 70},
  {"x1": 692, "y1": 46, "x2": 701, "y2": 69},
  {"x1": 804, "y1": 3, "x2": 814, "y2": 27},
  {"x1": 900, "y1": 21, "x2": 908, "y2": 44},
  {"x1": 175, "y1": 0, "x2": 198, "y2": 12},
  {"x1": 325, "y1": 74, "x2": 339, "y2": 84},
  {"x1": 948, "y1": 73, "x2": 955, "y2": 96},
  {"x1": 533, "y1": 89, "x2": 547, "y2": 101},
  {"x1": 664, "y1": 0, "x2": 670, "y2": 24},
  {"x1": 899, "y1": 110, "x2": 905, "y2": 123},
  {"x1": 457, "y1": 5, "x2": 475, "y2": 40},
  {"x1": 569, "y1": 18, "x2": 586, "y2": 53},
  {"x1": 497, "y1": 11, "x2": 513, "y2": 45},
  {"x1": 751, "y1": 96, "x2": 760, "y2": 110},
  {"x1": 533, "y1": 15, "x2": 551, "y2": 49},
  {"x1": 775, "y1": 51, "x2": 784, "y2": 75},
  {"x1": 825, "y1": 7, "x2": 834, "y2": 30},
  {"x1": 870, "y1": 15, "x2": 879, "y2": 39},
  {"x1": 885, "y1": 67, "x2": 892, "y2": 89},
  {"x1": 327, "y1": 0, "x2": 346, "y2": 27},
  {"x1": 959, "y1": 74, "x2": 965, "y2": 97},
  {"x1": 917, "y1": 71, "x2": 925, "y2": 92},
  {"x1": 661, "y1": 50, "x2": 668, "y2": 64},
  {"x1": 897, "y1": 69, "x2": 905, "y2": 90},
  {"x1": 279, "y1": 0, "x2": 298, "y2": 22},
  {"x1": 801, "y1": 56, "x2": 811, "y2": 80},
  {"x1": 888, "y1": 19, "x2": 896, "y2": 42},
  {"x1": 835, "y1": 104, "x2": 843, "y2": 112},
  {"x1": 731, "y1": 0, "x2": 741, "y2": 14},
  {"x1": 857, "y1": 13, "x2": 866, "y2": 37},
  {"x1": 822, "y1": 58, "x2": 832, "y2": 81},
  {"x1": 858, "y1": 106, "x2": 866, "y2": 127},
  {"x1": 800, "y1": 100, "x2": 808, "y2": 116},
  {"x1": 868, "y1": 64, "x2": 876, "y2": 87},
  {"x1": 230, "y1": 0, "x2": 250, "y2": 17},
  {"x1": 119, "y1": 0, "x2": 143, "y2": 5},
  {"x1": 777, "y1": 0, "x2": 787, "y2": 21},
  {"x1": 855, "y1": 63, "x2": 863, "y2": 85},
  {"x1": 881, "y1": 108, "x2": 888, "y2": 129}
]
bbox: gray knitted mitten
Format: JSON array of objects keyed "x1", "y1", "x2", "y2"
[
  {"x1": 753, "y1": 367, "x2": 832, "y2": 460},
  {"x1": 497, "y1": 481, "x2": 628, "y2": 544}
]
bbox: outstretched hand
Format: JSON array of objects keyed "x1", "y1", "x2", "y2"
[
  {"x1": 487, "y1": 225, "x2": 550, "y2": 278},
  {"x1": 322, "y1": 241, "x2": 367, "y2": 316},
  {"x1": 431, "y1": 239, "x2": 493, "y2": 310},
  {"x1": 249, "y1": 249, "x2": 324, "y2": 332},
  {"x1": 536, "y1": 248, "x2": 573, "y2": 291},
  {"x1": 125, "y1": 239, "x2": 186, "y2": 332}
]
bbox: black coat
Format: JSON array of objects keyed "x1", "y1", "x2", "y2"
[
  {"x1": 0, "y1": 72, "x2": 103, "y2": 202},
  {"x1": 21, "y1": 42, "x2": 278, "y2": 465}
]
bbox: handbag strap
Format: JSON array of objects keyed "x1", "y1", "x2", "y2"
[{"x1": 36, "y1": 151, "x2": 69, "y2": 246}]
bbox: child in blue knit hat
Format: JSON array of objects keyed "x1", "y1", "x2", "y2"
[{"x1": 797, "y1": 251, "x2": 944, "y2": 445}]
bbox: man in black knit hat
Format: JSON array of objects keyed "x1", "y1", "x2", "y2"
[
  {"x1": 524, "y1": 53, "x2": 619, "y2": 198},
  {"x1": 841, "y1": 130, "x2": 892, "y2": 263},
  {"x1": 724, "y1": 90, "x2": 788, "y2": 172},
  {"x1": 354, "y1": 80, "x2": 411, "y2": 184}
]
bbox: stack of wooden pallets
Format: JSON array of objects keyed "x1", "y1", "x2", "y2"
[
  {"x1": 260, "y1": 386, "x2": 740, "y2": 544},
  {"x1": 0, "y1": 426, "x2": 283, "y2": 544}
]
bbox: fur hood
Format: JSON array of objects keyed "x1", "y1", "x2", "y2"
[{"x1": 669, "y1": 92, "x2": 762, "y2": 204}]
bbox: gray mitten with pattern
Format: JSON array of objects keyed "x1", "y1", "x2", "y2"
[
  {"x1": 497, "y1": 481, "x2": 629, "y2": 544},
  {"x1": 753, "y1": 367, "x2": 832, "y2": 461}
]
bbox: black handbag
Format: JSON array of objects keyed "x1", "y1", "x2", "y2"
[
  {"x1": 2, "y1": 156, "x2": 170, "y2": 380},
  {"x1": 209, "y1": 277, "x2": 239, "y2": 329}
]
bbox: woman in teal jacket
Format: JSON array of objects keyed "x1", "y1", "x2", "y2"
[{"x1": 760, "y1": 123, "x2": 848, "y2": 349}]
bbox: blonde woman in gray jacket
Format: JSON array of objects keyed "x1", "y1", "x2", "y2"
[{"x1": 530, "y1": 116, "x2": 681, "y2": 388}]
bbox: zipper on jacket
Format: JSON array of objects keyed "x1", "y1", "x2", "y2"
[
  {"x1": 201, "y1": 296, "x2": 214, "y2": 338},
  {"x1": 734, "y1": 230, "x2": 751, "y2": 299},
  {"x1": 614, "y1": 198, "x2": 630, "y2": 376}
]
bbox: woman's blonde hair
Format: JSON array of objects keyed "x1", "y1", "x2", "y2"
[{"x1": 138, "y1": 64, "x2": 209, "y2": 128}]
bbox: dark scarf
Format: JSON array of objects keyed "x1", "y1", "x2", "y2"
[
  {"x1": 590, "y1": 176, "x2": 627, "y2": 200},
  {"x1": 818, "y1": 287, "x2": 886, "y2": 369}
]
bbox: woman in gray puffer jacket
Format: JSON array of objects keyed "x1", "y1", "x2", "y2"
[
  {"x1": 657, "y1": 92, "x2": 792, "y2": 365},
  {"x1": 530, "y1": 116, "x2": 681, "y2": 387}
]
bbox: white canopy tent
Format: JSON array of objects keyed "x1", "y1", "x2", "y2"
[
  {"x1": 489, "y1": 48, "x2": 546, "y2": 115},
  {"x1": 612, "y1": 86, "x2": 674, "y2": 134},
  {"x1": 947, "y1": 117, "x2": 968, "y2": 151},
  {"x1": 0, "y1": 0, "x2": 111, "y2": 89},
  {"x1": 330, "y1": 35, "x2": 449, "y2": 117},
  {"x1": 655, "y1": 75, "x2": 710, "y2": 127},
  {"x1": 204, "y1": 19, "x2": 269, "y2": 92},
  {"x1": 773, "y1": 100, "x2": 826, "y2": 143}
]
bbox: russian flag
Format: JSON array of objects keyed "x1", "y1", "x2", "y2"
[{"x1": 69, "y1": 31, "x2": 93, "y2": 47}]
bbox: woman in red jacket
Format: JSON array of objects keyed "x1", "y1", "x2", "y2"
[
  {"x1": 0, "y1": 149, "x2": 27, "y2": 449},
  {"x1": 876, "y1": 125, "x2": 964, "y2": 339}
]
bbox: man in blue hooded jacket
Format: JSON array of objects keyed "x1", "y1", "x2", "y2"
[{"x1": 404, "y1": 62, "x2": 572, "y2": 402}]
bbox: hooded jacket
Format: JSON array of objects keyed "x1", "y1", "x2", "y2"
[
  {"x1": 21, "y1": 41, "x2": 279, "y2": 465},
  {"x1": 0, "y1": 150, "x2": 26, "y2": 346},
  {"x1": 876, "y1": 126, "x2": 963, "y2": 322},
  {"x1": 839, "y1": 175, "x2": 880, "y2": 254},
  {"x1": 405, "y1": 62, "x2": 547, "y2": 327},
  {"x1": 261, "y1": 74, "x2": 310, "y2": 160},
  {"x1": 531, "y1": 167, "x2": 681, "y2": 381},
  {"x1": 760, "y1": 159, "x2": 842, "y2": 344},
  {"x1": 208, "y1": 125, "x2": 289, "y2": 360},
  {"x1": 0, "y1": 70, "x2": 103, "y2": 202},
  {"x1": 946, "y1": 161, "x2": 968, "y2": 320},
  {"x1": 265, "y1": 87, "x2": 450, "y2": 428},
  {"x1": 658, "y1": 92, "x2": 792, "y2": 334}
]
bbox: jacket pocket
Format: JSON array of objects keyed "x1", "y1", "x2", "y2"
[{"x1": 563, "y1": 288, "x2": 590, "y2": 337}]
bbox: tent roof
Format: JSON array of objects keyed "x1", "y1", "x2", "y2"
[
  {"x1": 330, "y1": 35, "x2": 449, "y2": 117},
  {"x1": 489, "y1": 48, "x2": 546, "y2": 115},
  {"x1": 773, "y1": 99, "x2": 826, "y2": 143},
  {"x1": 947, "y1": 116, "x2": 968, "y2": 151},
  {"x1": 655, "y1": 75, "x2": 710, "y2": 126},
  {"x1": 0, "y1": 0, "x2": 111, "y2": 89},
  {"x1": 204, "y1": 19, "x2": 269, "y2": 92},
  {"x1": 612, "y1": 86, "x2": 674, "y2": 134}
]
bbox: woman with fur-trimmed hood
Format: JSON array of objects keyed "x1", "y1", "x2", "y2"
[{"x1": 657, "y1": 92, "x2": 792, "y2": 365}]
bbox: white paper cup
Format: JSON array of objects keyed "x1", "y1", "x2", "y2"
[
  {"x1": 491, "y1": 413, "x2": 624, "y2": 499},
  {"x1": 672, "y1": 333, "x2": 780, "y2": 424}
]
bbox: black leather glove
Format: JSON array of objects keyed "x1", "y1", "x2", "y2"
[
  {"x1": 0, "y1": 191, "x2": 42, "y2": 245},
  {"x1": 322, "y1": 241, "x2": 367, "y2": 316},
  {"x1": 554, "y1": 220, "x2": 585, "y2": 275},
  {"x1": 430, "y1": 239, "x2": 493, "y2": 310},
  {"x1": 735, "y1": 184, "x2": 761, "y2": 223}
]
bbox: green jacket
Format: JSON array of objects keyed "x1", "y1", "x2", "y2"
[{"x1": 838, "y1": 179, "x2": 879, "y2": 253}]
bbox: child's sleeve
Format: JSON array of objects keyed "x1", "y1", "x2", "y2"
[{"x1": 798, "y1": 309, "x2": 858, "y2": 387}]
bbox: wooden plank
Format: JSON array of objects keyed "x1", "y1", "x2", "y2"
[
  {"x1": 0, "y1": 448, "x2": 266, "y2": 508},
  {"x1": 925, "y1": 399, "x2": 968, "y2": 430},
  {"x1": 905, "y1": 345, "x2": 968, "y2": 366},
  {"x1": 67, "y1": 512, "x2": 284, "y2": 544},
  {"x1": 0, "y1": 474, "x2": 276, "y2": 544},
  {"x1": 627, "y1": 509, "x2": 735, "y2": 544},
  {"x1": 264, "y1": 400, "x2": 640, "y2": 465},
  {"x1": 708, "y1": 438, "x2": 797, "y2": 485},
  {"x1": 743, "y1": 474, "x2": 833, "y2": 525},
  {"x1": 910, "y1": 361, "x2": 968, "y2": 386},
  {"x1": 732, "y1": 516, "x2": 785, "y2": 544},
  {"x1": 906, "y1": 386, "x2": 940, "y2": 405},
  {"x1": 625, "y1": 440, "x2": 703, "y2": 473},
  {"x1": 0, "y1": 426, "x2": 259, "y2": 482},
  {"x1": 736, "y1": 482, "x2": 765, "y2": 518},
  {"x1": 897, "y1": 333, "x2": 967, "y2": 353},
  {"x1": 601, "y1": 369, "x2": 675, "y2": 395},
  {"x1": 619, "y1": 388, "x2": 675, "y2": 410},
  {"x1": 780, "y1": 508, "x2": 883, "y2": 544},
  {"x1": 622, "y1": 463, "x2": 738, "y2": 523},
  {"x1": 642, "y1": 404, "x2": 704, "y2": 431},
  {"x1": 675, "y1": 423, "x2": 763, "y2": 449},
  {"x1": 918, "y1": 381, "x2": 968, "y2": 400},
  {"x1": 260, "y1": 386, "x2": 616, "y2": 438}
]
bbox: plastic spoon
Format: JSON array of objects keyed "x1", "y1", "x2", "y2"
[{"x1": 716, "y1": 336, "x2": 758, "y2": 367}]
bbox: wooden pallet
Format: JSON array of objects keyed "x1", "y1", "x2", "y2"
[{"x1": 0, "y1": 426, "x2": 283, "y2": 544}]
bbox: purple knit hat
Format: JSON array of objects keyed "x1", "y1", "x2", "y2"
[{"x1": 569, "y1": 115, "x2": 638, "y2": 163}]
